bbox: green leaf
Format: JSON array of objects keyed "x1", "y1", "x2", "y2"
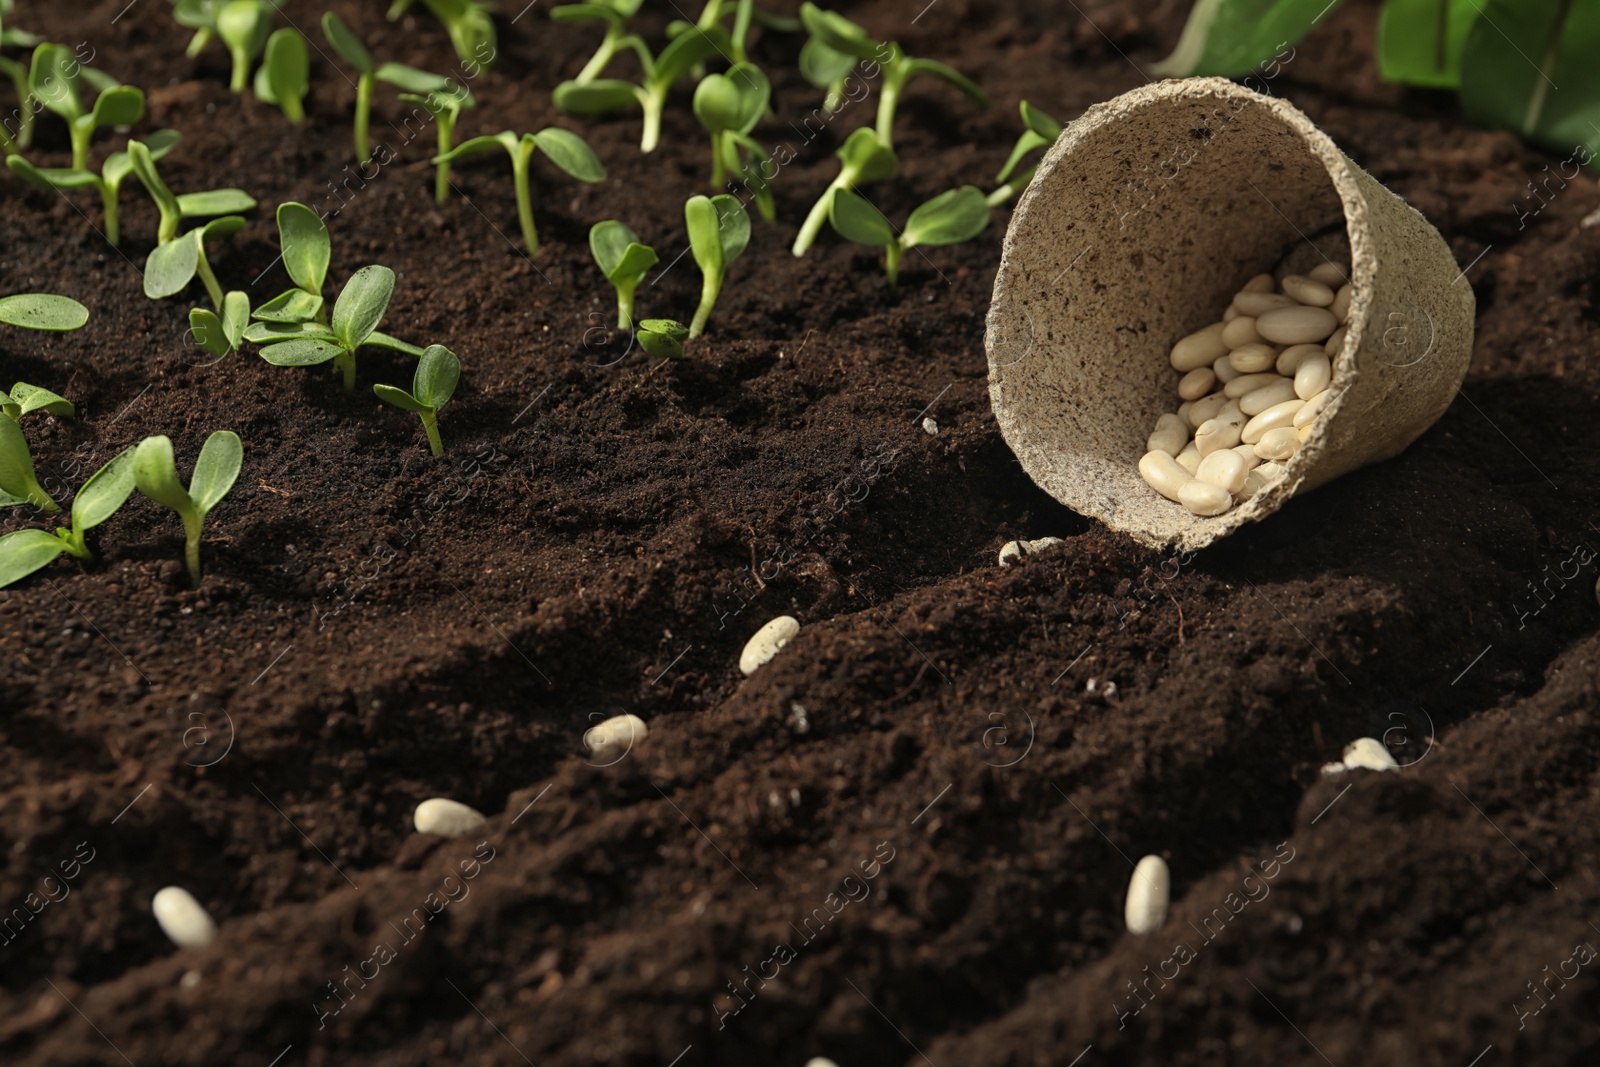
[
  {"x1": 0, "y1": 529, "x2": 67, "y2": 588},
  {"x1": 0, "y1": 415, "x2": 43, "y2": 502},
  {"x1": 260, "y1": 338, "x2": 346, "y2": 365},
  {"x1": 133, "y1": 435, "x2": 192, "y2": 514},
  {"x1": 375, "y1": 61, "x2": 451, "y2": 93},
  {"x1": 693, "y1": 73, "x2": 745, "y2": 134},
  {"x1": 332, "y1": 265, "x2": 396, "y2": 350},
  {"x1": 277, "y1": 201, "x2": 329, "y2": 294},
  {"x1": 1021, "y1": 100, "x2": 1064, "y2": 141},
  {"x1": 637, "y1": 319, "x2": 688, "y2": 359},
  {"x1": 995, "y1": 129, "x2": 1051, "y2": 184},
  {"x1": 321, "y1": 11, "x2": 373, "y2": 75},
  {"x1": 590, "y1": 219, "x2": 641, "y2": 277},
  {"x1": 5, "y1": 156, "x2": 101, "y2": 191},
  {"x1": 1151, "y1": 0, "x2": 1334, "y2": 77},
  {"x1": 190, "y1": 430, "x2": 242, "y2": 516},
  {"x1": 553, "y1": 78, "x2": 642, "y2": 115},
  {"x1": 901, "y1": 58, "x2": 990, "y2": 110},
  {"x1": 837, "y1": 127, "x2": 898, "y2": 183},
  {"x1": 177, "y1": 188, "x2": 258, "y2": 217},
  {"x1": 800, "y1": 36, "x2": 856, "y2": 90},
  {"x1": 0, "y1": 294, "x2": 89, "y2": 331},
  {"x1": 29, "y1": 43, "x2": 82, "y2": 122},
  {"x1": 71, "y1": 447, "x2": 136, "y2": 532},
  {"x1": 903, "y1": 185, "x2": 990, "y2": 247},
  {"x1": 373, "y1": 382, "x2": 427, "y2": 412},
  {"x1": 89, "y1": 85, "x2": 145, "y2": 128},
  {"x1": 686, "y1": 194, "x2": 750, "y2": 279},
  {"x1": 433, "y1": 132, "x2": 514, "y2": 164},
  {"x1": 218, "y1": 0, "x2": 272, "y2": 58},
  {"x1": 798, "y1": 3, "x2": 882, "y2": 62},
  {"x1": 532, "y1": 127, "x2": 606, "y2": 182},
  {"x1": 613, "y1": 242, "x2": 658, "y2": 280},
  {"x1": 363, "y1": 331, "x2": 427, "y2": 356},
  {"x1": 828, "y1": 187, "x2": 895, "y2": 247},
  {"x1": 244, "y1": 319, "x2": 335, "y2": 343},
  {"x1": 412, "y1": 345, "x2": 461, "y2": 409},
  {"x1": 1377, "y1": 0, "x2": 1477, "y2": 87},
  {"x1": 144, "y1": 232, "x2": 202, "y2": 299},
  {"x1": 127, "y1": 140, "x2": 182, "y2": 222},
  {"x1": 996, "y1": 101, "x2": 1064, "y2": 183},
  {"x1": 201, "y1": 215, "x2": 249, "y2": 242},
  {"x1": 263, "y1": 27, "x2": 310, "y2": 109},
  {"x1": 252, "y1": 288, "x2": 325, "y2": 324},
  {"x1": 104, "y1": 129, "x2": 180, "y2": 188},
  {"x1": 1459, "y1": 0, "x2": 1600, "y2": 154},
  {"x1": 9, "y1": 382, "x2": 74, "y2": 418},
  {"x1": 190, "y1": 307, "x2": 233, "y2": 358},
  {"x1": 651, "y1": 27, "x2": 731, "y2": 88},
  {"x1": 709, "y1": 194, "x2": 750, "y2": 262}
]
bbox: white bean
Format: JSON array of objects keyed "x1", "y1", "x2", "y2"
[
  {"x1": 1223, "y1": 372, "x2": 1280, "y2": 398},
  {"x1": 1179, "y1": 480, "x2": 1232, "y2": 515},
  {"x1": 1256, "y1": 305, "x2": 1338, "y2": 344},
  {"x1": 1294, "y1": 353, "x2": 1331, "y2": 399},
  {"x1": 1242, "y1": 273, "x2": 1276, "y2": 293},
  {"x1": 585, "y1": 713, "x2": 648, "y2": 754},
  {"x1": 1177, "y1": 400, "x2": 1194, "y2": 425},
  {"x1": 1197, "y1": 448, "x2": 1248, "y2": 494},
  {"x1": 1234, "y1": 291, "x2": 1296, "y2": 316},
  {"x1": 153, "y1": 887, "x2": 218, "y2": 950},
  {"x1": 1324, "y1": 325, "x2": 1348, "y2": 355},
  {"x1": 1254, "y1": 426, "x2": 1300, "y2": 461},
  {"x1": 1175, "y1": 442, "x2": 1202, "y2": 475},
  {"x1": 1222, "y1": 303, "x2": 1240, "y2": 322},
  {"x1": 1231, "y1": 443, "x2": 1262, "y2": 469},
  {"x1": 1139, "y1": 450, "x2": 1193, "y2": 502},
  {"x1": 1281, "y1": 274, "x2": 1335, "y2": 306},
  {"x1": 740, "y1": 616, "x2": 800, "y2": 675},
  {"x1": 1186, "y1": 393, "x2": 1227, "y2": 428},
  {"x1": 998, "y1": 537, "x2": 1064, "y2": 567},
  {"x1": 1124, "y1": 854, "x2": 1171, "y2": 934},
  {"x1": 1178, "y1": 366, "x2": 1216, "y2": 400},
  {"x1": 1227, "y1": 342, "x2": 1276, "y2": 374},
  {"x1": 1241, "y1": 399, "x2": 1305, "y2": 443},
  {"x1": 1147, "y1": 413, "x2": 1189, "y2": 456},
  {"x1": 1298, "y1": 423, "x2": 1315, "y2": 443},
  {"x1": 1194, "y1": 417, "x2": 1242, "y2": 456},
  {"x1": 1239, "y1": 379, "x2": 1298, "y2": 416},
  {"x1": 1213, "y1": 354, "x2": 1240, "y2": 384},
  {"x1": 1342, "y1": 737, "x2": 1398, "y2": 772},
  {"x1": 1275, "y1": 343, "x2": 1324, "y2": 376},
  {"x1": 1293, "y1": 390, "x2": 1330, "y2": 427},
  {"x1": 1237, "y1": 468, "x2": 1269, "y2": 500},
  {"x1": 1308, "y1": 261, "x2": 1348, "y2": 287},
  {"x1": 413, "y1": 798, "x2": 486, "y2": 838},
  {"x1": 1170, "y1": 323, "x2": 1229, "y2": 371},
  {"x1": 1221, "y1": 316, "x2": 1262, "y2": 349},
  {"x1": 1331, "y1": 283, "x2": 1352, "y2": 323},
  {"x1": 1255, "y1": 461, "x2": 1284, "y2": 479}
]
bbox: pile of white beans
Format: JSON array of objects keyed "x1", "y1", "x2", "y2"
[{"x1": 1140, "y1": 262, "x2": 1351, "y2": 517}]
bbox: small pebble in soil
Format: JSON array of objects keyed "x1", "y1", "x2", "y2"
[
  {"x1": 997, "y1": 537, "x2": 1064, "y2": 567},
  {"x1": 1342, "y1": 736, "x2": 1399, "y2": 772},
  {"x1": 1144, "y1": 265, "x2": 1347, "y2": 516},
  {"x1": 1124, "y1": 854, "x2": 1170, "y2": 934},
  {"x1": 1085, "y1": 677, "x2": 1118, "y2": 702},
  {"x1": 740, "y1": 616, "x2": 800, "y2": 675},
  {"x1": 413, "y1": 798, "x2": 487, "y2": 838},
  {"x1": 152, "y1": 886, "x2": 218, "y2": 950},
  {"x1": 790, "y1": 702, "x2": 810, "y2": 734},
  {"x1": 922, "y1": 417, "x2": 939, "y2": 435},
  {"x1": 179, "y1": 969, "x2": 202, "y2": 989},
  {"x1": 585, "y1": 713, "x2": 648, "y2": 755}
]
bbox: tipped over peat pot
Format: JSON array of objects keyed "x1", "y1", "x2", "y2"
[{"x1": 986, "y1": 77, "x2": 1476, "y2": 550}]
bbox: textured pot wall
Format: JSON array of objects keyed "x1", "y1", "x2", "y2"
[{"x1": 987, "y1": 78, "x2": 1475, "y2": 550}]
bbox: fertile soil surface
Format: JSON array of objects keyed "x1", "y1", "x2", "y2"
[{"x1": 3, "y1": 0, "x2": 1600, "y2": 1064}]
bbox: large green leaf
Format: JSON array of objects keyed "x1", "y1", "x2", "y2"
[
  {"x1": 0, "y1": 529, "x2": 67, "y2": 588},
  {"x1": 262, "y1": 27, "x2": 310, "y2": 113},
  {"x1": 1376, "y1": 0, "x2": 1478, "y2": 88},
  {"x1": 321, "y1": 11, "x2": 373, "y2": 74},
  {"x1": 29, "y1": 43, "x2": 83, "y2": 122},
  {"x1": 332, "y1": 265, "x2": 396, "y2": 350},
  {"x1": 590, "y1": 219, "x2": 640, "y2": 277},
  {"x1": 0, "y1": 415, "x2": 42, "y2": 502},
  {"x1": 177, "y1": 188, "x2": 258, "y2": 218},
  {"x1": 904, "y1": 185, "x2": 990, "y2": 247},
  {"x1": 798, "y1": 3, "x2": 882, "y2": 62},
  {"x1": 277, "y1": 201, "x2": 329, "y2": 294},
  {"x1": 5, "y1": 156, "x2": 101, "y2": 191},
  {"x1": 260, "y1": 338, "x2": 346, "y2": 365},
  {"x1": 552, "y1": 78, "x2": 641, "y2": 115},
  {"x1": 71, "y1": 447, "x2": 136, "y2": 531},
  {"x1": 693, "y1": 73, "x2": 744, "y2": 134},
  {"x1": 1151, "y1": 0, "x2": 1336, "y2": 77},
  {"x1": 89, "y1": 85, "x2": 145, "y2": 128},
  {"x1": 413, "y1": 345, "x2": 461, "y2": 410},
  {"x1": 190, "y1": 430, "x2": 242, "y2": 516},
  {"x1": 651, "y1": 27, "x2": 731, "y2": 88},
  {"x1": 132, "y1": 435, "x2": 194, "y2": 515},
  {"x1": 364, "y1": 331, "x2": 427, "y2": 356},
  {"x1": 800, "y1": 36, "x2": 856, "y2": 91},
  {"x1": 217, "y1": 0, "x2": 272, "y2": 59},
  {"x1": 532, "y1": 127, "x2": 606, "y2": 182},
  {"x1": 144, "y1": 232, "x2": 201, "y2": 299},
  {"x1": 8, "y1": 382, "x2": 74, "y2": 418},
  {"x1": 375, "y1": 61, "x2": 450, "y2": 93},
  {"x1": 1459, "y1": 0, "x2": 1600, "y2": 155},
  {"x1": 836, "y1": 127, "x2": 898, "y2": 183},
  {"x1": 252, "y1": 289, "x2": 325, "y2": 324},
  {"x1": 828, "y1": 187, "x2": 895, "y2": 247},
  {"x1": 373, "y1": 382, "x2": 427, "y2": 412},
  {"x1": 0, "y1": 293, "x2": 88, "y2": 331}
]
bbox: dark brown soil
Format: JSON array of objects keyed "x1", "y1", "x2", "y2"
[{"x1": 3, "y1": 0, "x2": 1600, "y2": 1064}]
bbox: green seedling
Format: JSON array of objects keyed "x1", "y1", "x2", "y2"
[
  {"x1": 551, "y1": 25, "x2": 730, "y2": 153},
  {"x1": 589, "y1": 220, "x2": 658, "y2": 329},
  {"x1": 637, "y1": 318, "x2": 689, "y2": 360},
  {"x1": 799, "y1": 33, "x2": 856, "y2": 113},
  {"x1": 171, "y1": 0, "x2": 224, "y2": 59},
  {"x1": 127, "y1": 139, "x2": 256, "y2": 308},
  {"x1": 551, "y1": 0, "x2": 643, "y2": 84},
  {"x1": 1, "y1": 382, "x2": 73, "y2": 421},
  {"x1": 27, "y1": 42, "x2": 145, "y2": 169},
  {"x1": 0, "y1": 447, "x2": 136, "y2": 587},
  {"x1": 0, "y1": 292, "x2": 88, "y2": 331},
  {"x1": 250, "y1": 265, "x2": 426, "y2": 391},
  {"x1": 829, "y1": 185, "x2": 990, "y2": 285},
  {"x1": 397, "y1": 82, "x2": 475, "y2": 203},
  {"x1": 388, "y1": 0, "x2": 498, "y2": 70},
  {"x1": 216, "y1": 0, "x2": 273, "y2": 92},
  {"x1": 322, "y1": 11, "x2": 451, "y2": 163},
  {"x1": 133, "y1": 430, "x2": 242, "y2": 588},
  {"x1": 189, "y1": 290, "x2": 251, "y2": 357},
  {"x1": 692, "y1": 63, "x2": 774, "y2": 219},
  {"x1": 0, "y1": 413, "x2": 59, "y2": 511},
  {"x1": 988, "y1": 100, "x2": 1064, "y2": 207},
  {"x1": 6, "y1": 128, "x2": 182, "y2": 246},
  {"x1": 252, "y1": 27, "x2": 309, "y2": 121},
  {"x1": 374, "y1": 344, "x2": 460, "y2": 456},
  {"x1": 252, "y1": 201, "x2": 331, "y2": 324},
  {"x1": 685, "y1": 193, "x2": 749, "y2": 338},
  {"x1": 433, "y1": 127, "x2": 605, "y2": 253},
  {"x1": 0, "y1": 27, "x2": 39, "y2": 153},
  {"x1": 792, "y1": 125, "x2": 896, "y2": 257},
  {"x1": 798, "y1": 3, "x2": 988, "y2": 147}
]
